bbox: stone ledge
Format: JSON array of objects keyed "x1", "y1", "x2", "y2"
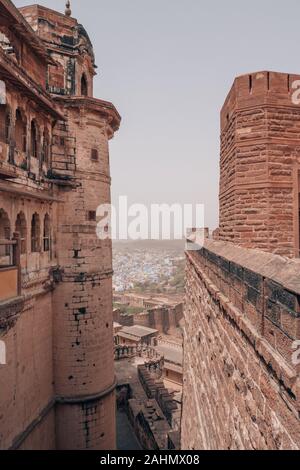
[
  {"x1": 61, "y1": 270, "x2": 113, "y2": 283},
  {"x1": 56, "y1": 378, "x2": 117, "y2": 405},
  {"x1": 197, "y1": 239, "x2": 300, "y2": 295},
  {"x1": 186, "y1": 251, "x2": 300, "y2": 410}
]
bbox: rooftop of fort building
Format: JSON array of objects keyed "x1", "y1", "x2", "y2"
[{"x1": 117, "y1": 325, "x2": 159, "y2": 343}]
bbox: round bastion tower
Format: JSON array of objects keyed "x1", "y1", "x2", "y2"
[{"x1": 20, "y1": 3, "x2": 121, "y2": 449}]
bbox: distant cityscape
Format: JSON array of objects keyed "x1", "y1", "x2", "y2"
[{"x1": 113, "y1": 241, "x2": 185, "y2": 293}]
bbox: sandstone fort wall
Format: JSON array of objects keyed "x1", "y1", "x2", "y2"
[{"x1": 182, "y1": 240, "x2": 300, "y2": 449}]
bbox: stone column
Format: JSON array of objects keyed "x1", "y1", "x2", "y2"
[{"x1": 53, "y1": 103, "x2": 118, "y2": 450}]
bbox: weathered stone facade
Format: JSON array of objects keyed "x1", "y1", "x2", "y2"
[
  {"x1": 181, "y1": 72, "x2": 300, "y2": 450},
  {"x1": 0, "y1": 1, "x2": 120, "y2": 450}
]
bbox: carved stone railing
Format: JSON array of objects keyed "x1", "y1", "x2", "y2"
[{"x1": 114, "y1": 342, "x2": 164, "y2": 374}]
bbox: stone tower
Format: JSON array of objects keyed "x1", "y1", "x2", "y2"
[
  {"x1": 20, "y1": 4, "x2": 120, "y2": 449},
  {"x1": 219, "y1": 71, "x2": 300, "y2": 258},
  {"x1": 181, "y1": 72, "x2": 300, "y2": 450}
]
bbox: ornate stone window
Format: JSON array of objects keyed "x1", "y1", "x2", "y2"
[
  {"x1": 30, "y1": 120, "x2": 38, "y2": 158},
  {"x1": 91, "y1": 148, "x2": 99, "y2": 161},
  {"x1": 42, "y1": 129, "x2": 50, "y2": 164},
  {"x1": 15, "y1": 109, "x2": 27, "y2": 153},
  {"x1": 15, "y1": 212, "x2": 27, "y2": 255},
  {"x1": 31, "y1": 213, "x2": 40, "y2": 253},
  {"x1": 0, "y1": 209, "x2": 11, "y2": 256},
  {"x1": 43, "y1": 214, "x2": 51, "y2": 252},
  {"x1": 81, "y1": 73, "x2": 88, "y2": 96},
  {"x1": 88, "y1": 210, "x2": 96, "y2": 222}
]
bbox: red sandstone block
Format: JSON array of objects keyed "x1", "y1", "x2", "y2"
[
  {"x1": 264, "y1": 318, "x2": 295, "y2": 368},
  {"x1": 280, "y1": 308, "x2": 299, "y2": 340}
]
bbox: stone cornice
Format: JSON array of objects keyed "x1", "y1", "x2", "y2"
[
  {"x1": 54, "y1": 95, "x2": 121, "y2": 133},
  {"x1": 0, "y1": 180, "x2": 62, "y2": 202},
  {"x1": 61, "y1": 270, "x2": 113, "y2": 283},
  {"x1": 56, "y1": 378, "x2": 117, "y2": 405}
]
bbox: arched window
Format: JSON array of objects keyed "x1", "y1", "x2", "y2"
[
  {"x1": 81, "y1": 74, "x2": 88, "y2": 96},
  {"x1": 0, "y1": 105, "x2": 6, "y2": 143},
  {"x1": 5, "y1": 110, "x2": 10, "y2": 143},
  {"x1": 42, "y1": 129, "x2": 50, "y2": 164},
  {"x1": 30, "y1": 120, "x2": 38, "y2": 158},
  {"x1": 0, "y1": 80, "x2": 6, "y2": 105},
  {"x1": 0, "y1": 209, "x2": 10, "y2": 256},
  {"x1": 43, "y1": 214, "x2": 50, "y2": 252},
  {"x1": 31, "y1": 213, "x2": 40, "y2": 253},
  {"x1": 15, "y1": 212, "x2": 27, "y2": 254},
  {"x1": 15, "y1": 109, "x2": 27, "y2": 153},
  {"x1": 91, "y1": 148, "x2": 99, "y2": 161}
]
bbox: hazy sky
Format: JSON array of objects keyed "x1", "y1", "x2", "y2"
[{"x1": 15, "y1": 0, "x2": 300, "y2": 229}]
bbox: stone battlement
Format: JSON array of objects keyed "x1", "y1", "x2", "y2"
[{"x1": 221, "y1": 71, "x2": 300, "y2": 131}]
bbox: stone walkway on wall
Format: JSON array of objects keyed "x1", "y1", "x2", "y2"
[
  {"x1": 116, "y1": 410, "x2": 141, "y2": 450},
  {"x1": 115, "y1": 357, "x2": 149, "y2": 402},
  {"x1": 115, "y1": 357, "x2": 172, "y2": 450},
  {"x1": 116, "y1": 357, "x2": 152, "y2": 450}
]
